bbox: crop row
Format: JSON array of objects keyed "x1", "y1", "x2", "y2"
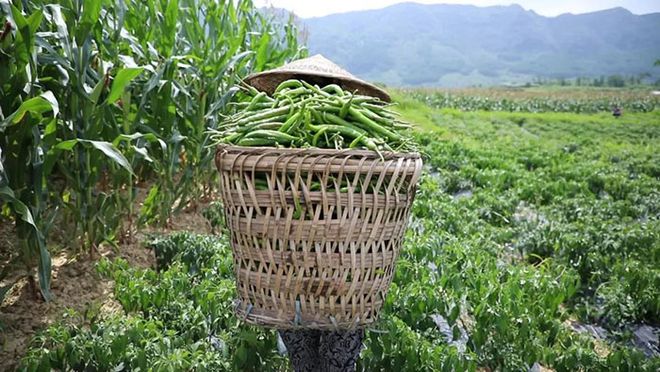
[
  {"x1": 19, "y1": 106, "x2": 660, "y2": 369},
  {"x1": 405, "y1": 89, "x2": 658, "y2": 113}
]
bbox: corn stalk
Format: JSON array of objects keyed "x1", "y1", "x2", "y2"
[{"x1": 0, "y1": 0, "x2": 305, "y2": 302}]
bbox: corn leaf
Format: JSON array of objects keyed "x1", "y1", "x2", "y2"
[
  {"x1": 254, "y1": 31, "x2": 271, "y2": 71},
  {"x1": 10, "y1": 5, "x2": 31, "y2": 68},
  {"x1": 52, "y1": 139, "x2": 133, "y2": 175},
  {"x1": 82, "y1": 140, "x2": 135, "y2": 175},
  {"x1": 1, "y1": 91, "x2": 58, "y2": 128},
  {"x1": 0, "y1": 185, "x2": 51, "y2": 301},
  {"x1": 77, "y1": 0, "x2": 102, "y2": 44},
  {"x1": 162, "y1": 0, "x2": 179, "y2": 55},
  {"x1": 107, "y1": 68, "x2": 144, "y2": 104},
  {"x1": 46, "y1": 4, "x2": 71, "y2": 58},
  {"x1": 81, "y1": 0, "x2": 102, "y2": 26}
]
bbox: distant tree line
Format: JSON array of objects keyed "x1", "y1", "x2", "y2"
[{"x1": 532, "y1": 74, "x2": 659, "y2": 88}]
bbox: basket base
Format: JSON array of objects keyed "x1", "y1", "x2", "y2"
[{"x1": 235, "y1": 303, "x2": 375, "y2": 330}]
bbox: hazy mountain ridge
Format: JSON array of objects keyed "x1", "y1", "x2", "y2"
[{"x1": 301, "y1": 2, "x2": 660, "y2": 86}]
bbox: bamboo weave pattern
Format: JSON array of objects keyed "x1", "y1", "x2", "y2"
[{"x1": 215, "y1": 146, "x2": 423, "y2": 329}]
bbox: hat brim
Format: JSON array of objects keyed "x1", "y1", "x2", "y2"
[{"x1": 244, "y1": 69, "x2": 391, "y2": 102}]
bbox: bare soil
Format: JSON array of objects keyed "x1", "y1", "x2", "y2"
[{"x1": 0, "y1": 206, "x2": 212, "y2": 371}]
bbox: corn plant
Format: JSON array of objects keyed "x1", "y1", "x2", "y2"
[
  {"x1": 129, "y1": 0, "x2": 306, "y2": 224},
  {"x1": 1, "y1": 3, "x2": 56, "y2": 300},
  {"x1": 35, "y1": 2, "x2": 142, "y2": 253},
  {"x1": 1, "y1": 0, "x2": 304, "y2": 302}
]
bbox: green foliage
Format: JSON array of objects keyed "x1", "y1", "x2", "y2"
[
  {"x1": 1, "y1": 2, "x2": 56, "y2": 300},
  {"x1": 407, "y1": 88, "x2": 658, "y2": 113},
  {"x1": 16, "y1": 85, "x2": 660, "y2": 369},
  {"x1": 202, "y1": 201, "x2": 225, "y2": 235},
  {"x1": 353, "y1": 104, "x2": 659, "y2": 368},
  {"x1": 1, "y1": 0, "x2": 304, "y2": 300},
  {"x1": 21, "y1": 312, "x2": 232, "y2": 371},
  {"x1": 21, "y1": 232, "x2": 286, "y2": 371},
  {"x1": 20, "y1": 102, "x2": 660, "y2": 369},
  {"x1": 146, "y1": 232, "x2": 230, "y2": 275},
  {"x1": 591, "y1": 260, "x2": 659, "y2": 328}
]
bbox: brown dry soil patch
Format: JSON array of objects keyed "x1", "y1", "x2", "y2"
[{"x1": 0, "y1": 207, "x2": 212, "y2": 371}]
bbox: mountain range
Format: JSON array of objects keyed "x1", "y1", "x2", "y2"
[{"x1": 298, "y1": 2, "x2": 660, "y2": 87}]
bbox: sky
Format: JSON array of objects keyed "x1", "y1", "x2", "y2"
[{"x1": 254, "y1": 0, "x2": 660, "y2": 18}]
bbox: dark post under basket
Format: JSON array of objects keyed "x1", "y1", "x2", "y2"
[{"x1": 215, "y1": 145, "x2": 423, "y2": 330}]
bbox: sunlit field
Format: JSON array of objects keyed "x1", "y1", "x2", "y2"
[{"x1": 2, "y1": 1, "x2": 659, "y2": 370}]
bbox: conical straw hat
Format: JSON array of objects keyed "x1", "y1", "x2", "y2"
[{"x1": 244, "y1": 54, "x2": 391, "y2": 102}]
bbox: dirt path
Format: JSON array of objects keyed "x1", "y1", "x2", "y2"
[{"x1": 0, "y1": 208, "x2": 212, "y2": 371}]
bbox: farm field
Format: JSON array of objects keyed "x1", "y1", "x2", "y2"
[
  {"x1": 3, "y1": 89, "x2": 659, "y2": 371},
  {"x1": 404, "y1": 86, "x2": 658, "y2": 113},
  {"x1": 2, "y1": 1, "x2": 659, "y2": 370}
]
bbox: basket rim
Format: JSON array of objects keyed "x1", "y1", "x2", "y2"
[{"x1": 215, "y1": 144, "x2": 422, "y2": 160}]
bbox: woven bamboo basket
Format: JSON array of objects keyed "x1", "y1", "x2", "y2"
[{"x1": 215, "y1": 145, "x2": 423, "y2": 329}]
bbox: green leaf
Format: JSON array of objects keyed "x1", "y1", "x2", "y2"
[
  {"x1": 0, "y1": 185, "x2": 51, "y2": 301},
  {"x1": 10, "y1": 5, "x2": 28, "y2": 29},
  {"x1": 140, "y1": 185, "x2": 160, "y2": 222},
  {"x1": 54, "y1": 139, "x2": 78, "y2": 151},
  {"x1": 114, "y1": 132, "x2": 167, "y2": 153},
  {"x1": 2, "y1": 91, "x2": 59, "y2": 127},
  {"x1": 81, "y1": 0, "x2": 103, "y2": 26},
  {"x1": 448, "y1": 304, "x2": 460, "y2": 324},
  {"x1": 162, "y1": 0, "x2": 179, "y2": 55},
  {"x1": 0, "y1": 186, "x2": 33, "y2": 223},
  {"x1": 26, "y1": 9, "x2": 43, "y2": 34},
  {"x1": 46, "y1": 4, "x2": 71, "y2": 58},
  {"x1": 107, "y1": 68, "x2": 144, "y2": 104},
  {"x1": 255, "y1": 31, "x2": 271, "y2": 71},
  {"x1": 52, "y1": 140, "x2": 133, "y2": 175},
  {"x1": 132, "y1": 146, "x2": 153, "y2": 162},
  {"x1": 41, "y1": 91, "x2": 59, "y2": 118},
  {"x1": 10, "y1": 5, "x2": 31, "y2": 67},
  {"x1": 76, "y1": 0, "x2": 102, "y2": 46},
  {"x1": 90, "y1": 78, "x2": 105, "y2": 104},
  {"x1": 83, "y1": 140, "x2": 134, "y2": 175},
  {"x1": 36, "y1": 233, "x2": 52, "y2": 301}
]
